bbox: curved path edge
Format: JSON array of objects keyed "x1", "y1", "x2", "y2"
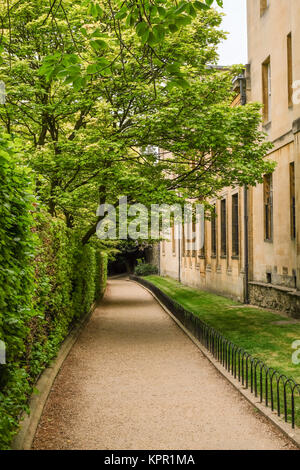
[
  {"x1": 129, "y1": 278, "x2": 300, "y2": 450},
  {"x1": 11, "y1": 303, "x2": 97, "y2": 451}
]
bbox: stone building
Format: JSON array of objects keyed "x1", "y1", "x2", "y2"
[{"x1": 159, "y1": 0, "x2": 300, "y2": 317}]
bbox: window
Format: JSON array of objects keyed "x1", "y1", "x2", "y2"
[
  {"x1": 171, "y1": 225, "x2": 176, "y2": 254},
  {"x1": 287, "y1": 33, "x2": 293, "y2": 107},
  {"x1": 232, "y1": 194, "x2": 239, "y2": 257},
  {"x1": 221, "y1": 199, "x2": 227, "y2": 257},
  {"x1": 211, "y1": 205, "x2": 217, "y2": 257},
  {"x1": 290, "y1": 163, "x2": 296, "y2": 239},
  {"x1": 260, "y1": 0, "x2": 269, "y2": 15},
  {"x1": 263, "y1": 174, "x2": 273, "y2": 241},
  {"x1": 262, "y1": 57, "x2": 271, "y2": 122}
]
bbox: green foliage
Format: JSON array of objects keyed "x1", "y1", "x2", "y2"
[
  {"x1": 30, "y1": 0, "x2": 223, "y2": 88},
  {"x1": 135, "y1": 262, "x2": 158, "y2": 276},
  {"x1": 87, "y1": 0, "x2": 223, "y2": 52},
  {"x1": 72, "y1": 244, "x2": 96, "y2": 319},
  {"x1": 0, "y1": 131, "x2": 36, "y2": 449},
  {"x1": 0, "y1": 1, "x2": 273, "y2": 246},
  {"x1": 0, "y1": 368, "x2": 31, "y2": 449},
  {"x1": 28, "y1": 214, "x2": 77, "y2": 378},
  {"x1": 0, "y1": 0, "x2": 275, "y2": 445},
  {"x1": 0, "y1": 132, "x2": 35, "y2": 365},
  {"x1": 0, "y1": 137, "x2": 108, "y2": 448},
  {"x1": 95, "y1": 251, "x2": 108, "y2": 301}
]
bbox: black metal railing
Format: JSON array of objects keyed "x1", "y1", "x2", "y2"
[{"x1": 131, "y1": 275, "x2": 300, "y2": 429}]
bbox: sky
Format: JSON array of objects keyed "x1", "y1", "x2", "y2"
[{"x1": 217, "y1": 0, "x2": 248, "y2": 66}]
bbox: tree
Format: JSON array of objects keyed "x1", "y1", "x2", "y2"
[{"x1": 0, "y1": 0, "x2": 273, "y2": 245}]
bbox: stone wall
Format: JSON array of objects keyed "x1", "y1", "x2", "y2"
[{"x1": 249, "y1": 282, "x2": 300, "y2": 318}]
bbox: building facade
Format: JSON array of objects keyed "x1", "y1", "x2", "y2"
[
  {"x1": 159, "y1": 0, "x2": 300, "y2": 316},
  {"x1": 247, "y1": 0, "x2": 300, "y2": 315}
]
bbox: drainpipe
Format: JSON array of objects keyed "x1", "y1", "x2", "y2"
[{"x1": 239, "y1": 73, "x2": 250, "y2": 304}]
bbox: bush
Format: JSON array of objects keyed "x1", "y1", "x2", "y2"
[
  {"x1": 28, "y1": 214, "x2": 77, "y2": 378},
  {"x1": 0, "y1": 133, "x2": 108, "y2": 448},
  {"x1": 134, "y1": 263, "x2": 158, "y2": 277}
]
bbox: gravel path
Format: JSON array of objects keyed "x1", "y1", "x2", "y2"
[{"x1": 32, "y1": 279, "x2": 296, "y2": 450}]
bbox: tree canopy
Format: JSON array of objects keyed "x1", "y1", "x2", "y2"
[{"x1": 0, "y1": 0, "x2": 273, "y2": 244}]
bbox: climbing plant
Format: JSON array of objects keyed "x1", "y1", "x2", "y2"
[
  {"x1": 95, "y1": 251, "x2": 108, "y2": 301},
  {"x1": 0, "y1": 0, "x2": 276, "y2": 449}
]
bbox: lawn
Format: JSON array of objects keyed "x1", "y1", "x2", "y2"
[{"x1": 145, "y1": 275, "x2": 300, "y2": 384}]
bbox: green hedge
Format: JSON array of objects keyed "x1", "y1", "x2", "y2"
[
  {"x1": 0, "y1": 132, "x2": 36, "y2": 450},
  {"x1": 95, "y1": 251, "x2": 108, "y2": 301},
  {"x1": 0, "y1": 132, "x2": 108, "y2": 449}
]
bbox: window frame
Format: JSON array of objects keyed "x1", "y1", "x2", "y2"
[
  {"x1": 199, "y1": 220, "x2": 205, "y2": 259},
  {"x1": 232, "y1": 193, "x2": 239, "y2": 258},
  {"x1": 263, "y1": 173, "x2": 273, "y2": 242},
  {"x1": 287, "y1": 33, "x2": 293, "y2": 108},
  {"x1": 171, "y1": 225, "x2": 176, "y2": 255},
  {"x1": 221, "y1": 199, "x2": 227, "y2": 257}
]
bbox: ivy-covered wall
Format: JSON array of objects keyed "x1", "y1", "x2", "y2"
[
  {"x1": 0, "y1": 133, "x2": 107, "y2": 449},
  {"x1": 95, "y1": 251, "x2": 108, "y2": 302}
]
